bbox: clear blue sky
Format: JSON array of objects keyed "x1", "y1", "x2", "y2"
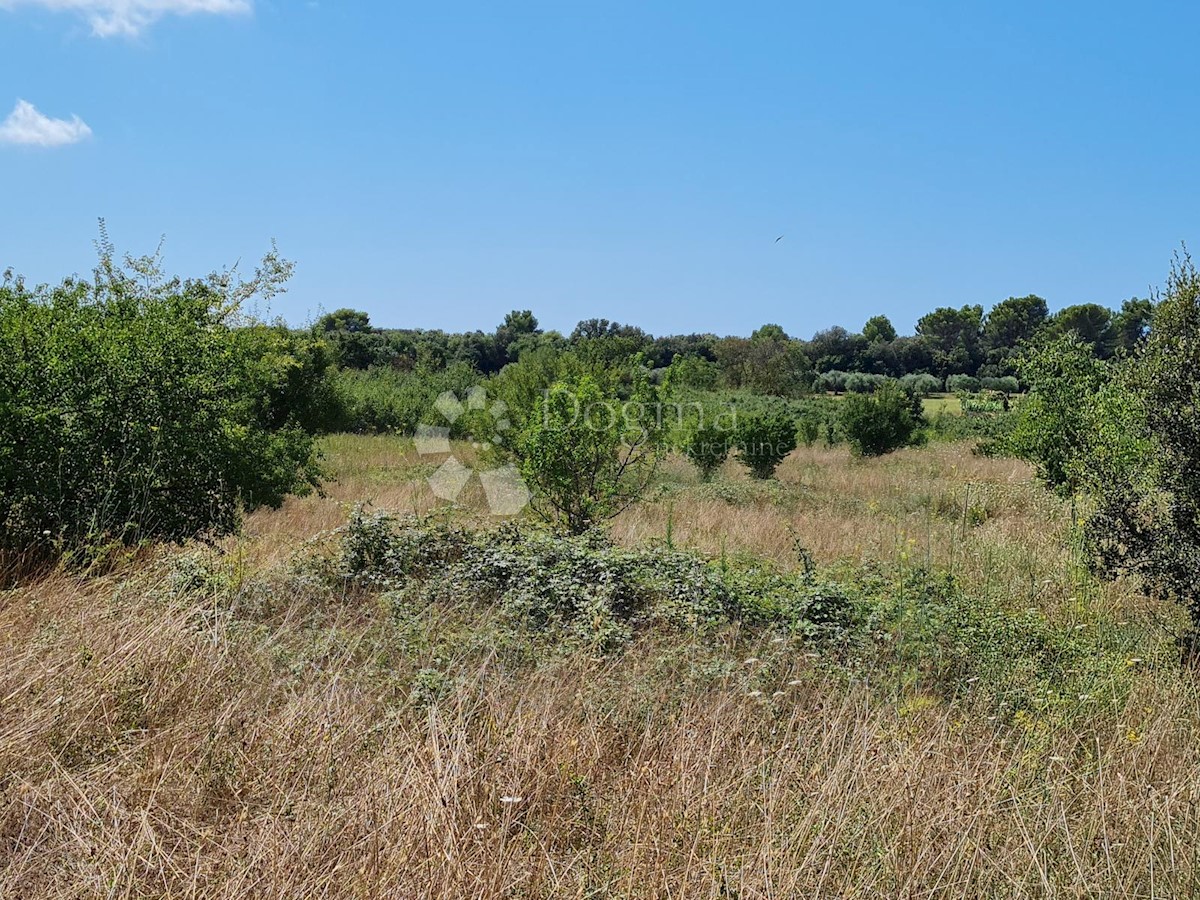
[{"x1": 1, "y1": 1, "x2": 1196, "y2": 337}]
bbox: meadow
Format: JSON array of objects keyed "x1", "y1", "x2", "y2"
[{"x1": 3, "y1": 433, "x2": 1196, "y2": 898}]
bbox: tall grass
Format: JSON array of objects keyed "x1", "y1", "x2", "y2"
[{"x1": 1, "y1": 438, "x2": 1195, "y2": 897}]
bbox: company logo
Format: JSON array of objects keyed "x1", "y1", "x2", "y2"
[{"x1": 414, "y1": 387, "x2": 531, "y2": 516}]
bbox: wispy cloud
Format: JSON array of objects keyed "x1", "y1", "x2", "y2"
[
  {"x1": 0, "y1": 0, "x2": 251, "y2": 37},
  {"x1": 0, "y1": 99, "x2": 92, "y2": 147}
]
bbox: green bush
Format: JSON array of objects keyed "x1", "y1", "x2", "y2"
[
  {"x1": 518, "y1": 371, "x2": 665, "y2": 533},
  {"x1": 335, "y1": 363, "x2": 481, "y2": 435},
  {"x1": 980, "y1": 375, "x2": 1019, "y2": 394},
  {"x1": 335, "y1": 509, "x2": 857, "y2": 651},
  {"x1": 844, "y1": 372, "x2": 888, "y2": 393},
  {"x1": 0, "y1": 245, "x2": 323, "y2": 555},
  {"x1": 946, "y1": 374, "x2": 982, "y2": 393},
  {"x1": 734, "y1": 411, "x2": 798, "y2": 479},
  {"x1": 840, "y1": 381, "x2": 924, "y2": 457},
  {"x1": 899, "y1": 373, "x2": 942, "y2": 396},
  {"x1": 1077, "y1": 253, "x2": 1200, "y2": 630},
  {"x1": 681, "y1": 418, "x2": 733, "y2": 480}
]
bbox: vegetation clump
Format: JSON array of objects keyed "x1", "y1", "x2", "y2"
[
  {"x1": 734, "y1": 411, "x2": 798, "y2": 479},
  {"x1": 0, "y1": 239, "x2": 328, "y2": 558},
  {"x1": 840, "y1": 381, "x2": 925, "y2": 457}
]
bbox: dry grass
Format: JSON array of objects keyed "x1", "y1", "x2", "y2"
[{"x1": 2, "y1": 437, "x2": 1198, "y2": 897}]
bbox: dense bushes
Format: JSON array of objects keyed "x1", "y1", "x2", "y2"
[
  {"x1": 0, "y1": 249, "x2": 326, "y2": 555},
  {"x1": 337, "y1": 509, "x2": 857, "y2": 651},
  {"x1": 334, "y1": 364, "x2": 481, "y2": 435}
]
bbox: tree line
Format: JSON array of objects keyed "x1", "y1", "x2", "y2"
[{"x1": 313, "y1": 294, "x2": 1154, "y2": 393}]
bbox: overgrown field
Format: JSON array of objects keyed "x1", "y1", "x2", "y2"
[{"x1": 2, "y1": 438, "x2": 1198, "y2": 898}]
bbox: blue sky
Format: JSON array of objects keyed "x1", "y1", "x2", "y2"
[{"x1": 1, "y1": 1, "x2": 1197, "y2": 337}]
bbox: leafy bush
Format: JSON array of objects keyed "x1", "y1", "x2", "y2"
[
  {"x1": 844, "y1": 372, "x2": 888, "y2": 393},
  {"x1": 734, "y1": 411, "x2": 798, "y2": 479},
  {"x1": 681, "y1": 418, "x2": 733, "y2": 480},
  {"x1": 946, "y1": 374, "x2": 981, "y2": 393},
  {"x1": 518, "y1": 371, "x2": 665, "y2": 533},
  {"x1": 335, "y1": 509, "x2": 858, "y2": 651},
  {"x1": 899, "y1": 373, "x2": 943, "y2": 396},
  {"x1": 840, "y1": 381, "x2": 924, "y2": 457},
  {"x1": 1005, "y1": 335, "x2": 1109, "y2": 494},
  {"x1": 0, "y1": 245, "x2": 324, "y2": 555},
  {"x1": 1076, "y1": 252, "x2": 1200, "y2": 630},
  {"x1": 817, "y1": 370, "x2": 850, "y2": 393},
  {"x1": 335, "y1": 363, "x2": 481, "y2": 435}
]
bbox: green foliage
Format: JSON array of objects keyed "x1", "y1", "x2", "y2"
[
  {"x1": 0, "y1": 243, "x2": 323, "y2": 554},
  {"x1": 840, "y1": 381, "x2": 924, "y2": 457},
  {"x1": 946, "y1": 374, "x2": 981, "y2": 393},
  {"x1": 862, "y1": 314, "x2": 897, "y2": 344},
  {"x1": 982, "y1": 295, "x2": 1048, "y2": 374},
  {"x1": 1052, "y1": 303, "x2": 1115, "y2": 357},
  {"x1": 734, "y1": 410, "x2": 798, "y2": 479},
  {"x1": 979, "y1": 375, "x2": 1019, "y2": 394},
  {"x1": 713, "y1": 333, "x2": 814, "y2": 397},
  {"x1": 336, "y1": 509, "x2": 858, "y2": 652},
  {"x1": 681, "y1": 418, "x2": 733, "y2": 480},
  {"x1": 518, "y1": 371, "x2": 665, "y2": 533},
  {"x1": 1078, "y1": 252, "x2": 1200, "y2": 627},
  {"x1": 917, "y1": 305, "x2": 984, "y2": 377},
  {"x1": 335, "y1": 363, "x2": 481, "y2": 435},
  {"x1": 844, "y1": 372, "x2": 888, "y2": 393},
  {"x1": 899, "y1": 372, "x2": 942, "y2": 396},
  {"x1": 1006, "y1": 334, "x2": 1109, "y2": 495}
]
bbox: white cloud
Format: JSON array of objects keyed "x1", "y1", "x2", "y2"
[
  {"x1": 0, "y1": 0, "x2": 251, "y2": 37},
  {"x1": 0, "y1": 99, "x2": 92, "y2": 147}
]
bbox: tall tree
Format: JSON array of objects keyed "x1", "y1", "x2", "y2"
[
  {"x1": 982, "y1": 295, "x2": 1048, "y2": 374},
  {"x1": 915, "y1": 305, "x2": 984, "y2": 377},
  {"x1": 1052, "y1": 303, "x2": 1115, "y2": 357},
  {"x1": 862, "y1": 314, "x2": 897, "y2": 344}
]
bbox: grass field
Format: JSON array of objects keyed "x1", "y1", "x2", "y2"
[{"x1": 2, "y1": 436, "x2": 1197, "y2": 897}]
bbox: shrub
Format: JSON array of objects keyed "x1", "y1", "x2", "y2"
[
  {"x1": 681, "y1": 419, "x2": 733, "y2": 480},
  {"x1": 0, "y1": 243, "x2": 323, "y2": 555},
  {"x1": 335, "y1": 511, "x2": 858, "y2": 651},
  {"x1": 1005, "y1": 335, "x2": 1109, "y2": 495},
  {"x1": 899, "y1": 372, "x2": 942, "y2": 396},
  {"x1": 840, "y1": 381, "x2": 924, "y2": 457},
  {"x1": 1077, "y1": 252, "x2": 1200, "y2": 630},
  {"x1": 817, "y1": 370, "x2": 849, "y2": 394},
  {"x1": 844, "y1": 372, "x2": 888, "y2": 394},
  {"x1": 735, "y1": 411, "x2": 798, "y2": 479},
  {"x1": 518, "y1": 371, "x2": 665, "y2": 533},
  {"x1": 336, "y1": 363, "x2": 481, "y2": 435}
]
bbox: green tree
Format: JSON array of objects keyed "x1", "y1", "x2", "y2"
[
  {"x1": 682, "y1": 418, "x2": 732, "y2": 480},
  {"x1": 1006, "y1": 334, "x2": 1110, "y2": 495},
  {"x1": 916, "y1": 305, "x2": 984, "y2": 378},
  {"x1": 1111, "y1": 297, "x2": 1154, "y2": 355},
  {"x1": 518, "y1": 371, "x2": 664, "y2": 533},
  {"x1": 1079, "y1": 252, "x2": 1200, "y2": 626},
  {"x1": 863, "y1": 314, "x2": 897, "y2": 344},
  {"x1": 982, "y1": 295, "x2": 1048, "y2": 374},
  {"x1": 839, "y1": 381, "x2": 924, "y2": 457},
  {"x1": 1051, "y1": 303, "x2": 1115, "y2": 357}
]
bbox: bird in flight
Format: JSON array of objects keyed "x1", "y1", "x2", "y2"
[{"x1": 775, "y1": 235, "x2": 784, "y2": 243}]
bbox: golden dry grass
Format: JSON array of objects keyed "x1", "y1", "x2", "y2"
[{"x1": 2, "y1": 437, "x2": 1197, "y2": 897}]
